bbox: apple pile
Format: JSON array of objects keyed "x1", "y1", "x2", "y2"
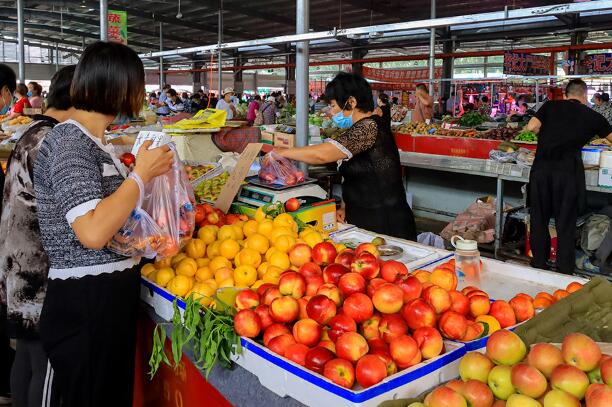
[
  {"x1": 233, "y1": 242, "x2": 452, "y2": 390},
  {"x1": 415, "y1": 330, "x2": 612, "y2": 407}
]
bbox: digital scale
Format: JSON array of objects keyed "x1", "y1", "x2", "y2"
[{"x1": 237, "y1": 176, "x2": 328, "y2": 207}]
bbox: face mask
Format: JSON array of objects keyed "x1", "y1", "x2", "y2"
[
  {"x1": 27, "y1": 91, "x2": 32, "y2": 97},
  {"x1": 332, "y1": 101, "x2": 354, "y2": 129}
]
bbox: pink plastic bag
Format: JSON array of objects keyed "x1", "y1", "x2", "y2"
[{"x1": 258, "y1": 152, "x2": 305, "y2": 186}]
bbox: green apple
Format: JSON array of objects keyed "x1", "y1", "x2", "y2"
[
  {"x1": 460, "y1": 352, "x2": 495, "y2": 383},
  {"x1": 488, "y1": 365, "x2": 516, "y2": 400},
  {"x1": 588, "y1": 366, "x2": 603, "y2": 384},
  {"x1": 507, "y1": 394, "x2": 542, "y2": 407},
  {"x1": 543, "y1": 389, "x2": 580, "y2": 407}
]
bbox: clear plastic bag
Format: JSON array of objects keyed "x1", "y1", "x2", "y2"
[
  {"x1": 107, "y1": 207, "x2": 166, "y2": 258},
  {"x1": 258, "y1": 152, "x2": 305, "y2": 186}
]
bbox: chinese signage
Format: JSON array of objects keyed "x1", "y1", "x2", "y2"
[
  {"x1": 503, "y1": 51, "x2": 549, "y2": 76},
  {"x1": 369, "y1": 82, "x2": 438, "y2": 91},
  {"x1": 583, "y1": 53, "x2": 612, "y2": 74},
  {"x1": 361, "y1": 66, "x2": 443, "y2": 83},
  {"x1": 108, "y1": 10, "x2": 128, "y2": 45}
]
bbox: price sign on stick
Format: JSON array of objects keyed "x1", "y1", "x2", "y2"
[
  {"x1": 131, "y1": 131, "x2": 173, "y2": 155},
  {"x1": 215, "y1": 143, "x2": 263, "y2": 213}
]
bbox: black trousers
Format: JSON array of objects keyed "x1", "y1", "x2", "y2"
[
  {"x1": 529, "y1": 168, "x2": 582, "y2": 274},
  {"x1": 39, "y1": 267, "x2": 140, "y2": 407},
  {"x1": 11, "y1": 339, "x2": 60, "y2": 407}
]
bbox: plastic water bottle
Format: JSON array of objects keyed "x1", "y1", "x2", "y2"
[{"x1": 451, "y1": 235, "x2": 481, "y2": 285}]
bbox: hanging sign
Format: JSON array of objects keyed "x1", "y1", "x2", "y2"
[
  {"x1": 369, "y1": 82, "x2": 439, "y2": 91},
  {"x1": 583, "y1": 53, "x2": 612, "y2": 74},
  {"x1": 108, "y1": 10, "x2": 128, "y2": 45},
  {"x1": 361, "y1": 66, "x2": 443, "y2": 83},
  {"x1": 503, "y1": 51, "x2": 549, "y2": 76}
]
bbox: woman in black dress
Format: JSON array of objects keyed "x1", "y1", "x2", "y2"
[
  {"x1": 275, "y1": 72, "x2": 416, "y2": 240},
  {"x1": 374, "y1": 92, "x2": 392, "y2": 133}
]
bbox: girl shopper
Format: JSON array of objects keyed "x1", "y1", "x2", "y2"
[{"x1": 33, "y1": 41, "x2": 174, "y2": 407}]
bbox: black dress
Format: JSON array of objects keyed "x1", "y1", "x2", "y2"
[{"x1": 330, "y1": 115, "x2": 417, "y2": 240}]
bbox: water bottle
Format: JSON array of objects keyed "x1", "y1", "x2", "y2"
[{"x1": 451, "y1": 235, "x2": 481, "y2": 285}]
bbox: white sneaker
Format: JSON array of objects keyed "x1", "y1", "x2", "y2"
[{"x1": 0, "y1": 395, "x2": 11, "y2": 405}]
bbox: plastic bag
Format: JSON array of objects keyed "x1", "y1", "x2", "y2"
[
  {"x1": 258, "y1": 152, "x2": 305, "y2": 186},
  {"x1": 163, "y1": 108, "x2": 227, "y2": 131},
  {"x1": 107, "y1": 207, "x2": 166, "y2": 258}
]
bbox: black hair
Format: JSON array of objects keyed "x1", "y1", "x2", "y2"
[
  {"x1": 520, "y1": 103, "x2": 528, "y2": 109},
  {"x1": 167, "y1": 89, "x2": 177, "y2": 97},
  {"x1": 255, "y1": 95, "x2": 261, "y2": 101},
  {"x1": 392, "y1": 96, "x2": 398, "y2": 103},
  {"x1": 181, "y1": 92, "x2": 189, "y2": 99},
  {"x1": 566, "y1": 79, "x2": 587, "y2": 97},
  {"x1": 481, "y1": 95, "x2": 489, "y2": 103},
  {"x1": 324, "y1": 72, "x2": 374, "y2": 112},
  {"x1": 47, "y1": 65, "x2": 75, "y2": 111},
  {"x1": 71, "y1": 41, "x2": 144, "y2": 117},
  {"x1": 162, "y1": 84, "x2": 171, "y2": 90},
  {"x1": 378, "y1": 92, "x2": 390, "y2": 105},
  {"x1": 15, "y1": 83, "x2": 28, "y2": 97},
  {"x1": 416, "y1": 83, "x2": 428, "y2": 93},
  {"x1": 149, "y1": 92, "x2": 157, "y2": 98},
  {"x1": 602, "y1": 93, "x2": 610, "y2": 103},
  {"x1": 0, "y1": 64, "x2": 16, "y2": 94},
  {"x1": 29, "y1": 81, "x2": 43, "y2": 96}
]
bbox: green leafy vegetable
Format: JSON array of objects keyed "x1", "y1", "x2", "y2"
[
  {"x1": 459, "y1": 112, "x2": 488, "y2": 127},
  {"x1": 514, "y1": 130, "x2": 538, "y2": 142}
]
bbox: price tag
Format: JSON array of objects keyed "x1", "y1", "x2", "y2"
[{"x1": 131, "y1": 131, "x2": 173, "y2": 155}]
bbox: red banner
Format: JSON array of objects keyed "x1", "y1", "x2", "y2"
[
  {"x1": 370, "y1": 82, "x2": 438, "y2": 91},
  {"x1": 362, "y1": 66, "x2": 443, "y2": 83},
  {"x1": 503, "y1": 51, "x2": 549, "y2": 76}
]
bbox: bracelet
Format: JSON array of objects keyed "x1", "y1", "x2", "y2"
[{"x1": 128, "y1": 172, "x2": 145, "y2": 208}]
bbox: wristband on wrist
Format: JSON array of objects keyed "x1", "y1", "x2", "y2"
[{"x1": 128, "y1": 172, "x2": 145, "y2": 208}]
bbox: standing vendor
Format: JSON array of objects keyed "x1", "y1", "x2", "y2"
[
  {"x1": 275, "y1": 72, "x2": 417, "y2": 240},
  {"x1": 412, "y1": 83, "x2": 433, "y2": 123},
  {"x1": 525, "y1": 79, "x2": 612, "y2": 273},
  {"x1": 216, "y1": 87, "x2": 237, "y2": 120}
]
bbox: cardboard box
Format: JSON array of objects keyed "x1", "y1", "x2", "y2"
[
  {"x1": 214, "y1": 143, "x2": 263, "y2": 213},
  {"x1": 261, "y1": 131, "x2": 274, "y2": 145},
  {"x1": 231, "y1": 198, "x2": 338, "y2": 233},
  {"x1": 599, "y1": 167, "x2": 612, "y2": 188},
  {"x1": 274, "y1": 131, "x2": 295, "y2": 148}
]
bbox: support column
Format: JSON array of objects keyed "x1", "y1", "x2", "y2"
[
  {"x1": 159, "y1": 22, "x2": 165, "y2": 89},
  {"x1": 218, "y1": 0, "x2": 223, "y2": 97},
  {"x1": 285, "y1": 52, "x2": 296, "y2": 97},
  {"x1": 17, "y1": 0, "x2": 25, "y2": 82},
  {"x1": 100, "y1": 0, "x2": 108, "y2": 41},
  {"x1": 234, "y1": 54, "x2": 244, "y2": 95},
  {"x1": 441, "y1": 32, "x2": 453, "y2": 114},
  {"x1": 192, "y1": 54, "x2": 202, "y2": 93},
  {"x1": 296, "y1": 0, "x2": 310, "y2": 171},
  {"x1": 569, "y1": 32, "x2": 587, "y2": 75},
  {"x1": 253, "y1": 71, "x2": 259, "y2": 94},
  {"x1": 428, "y1": 0, "x2": 436, "y2": 96},
  {"x1": 55, "y1": 43, "x2": 59, "y2": 72},
  {"x1": 351, "y1": 48, "x2": 368, "y2": 76}
]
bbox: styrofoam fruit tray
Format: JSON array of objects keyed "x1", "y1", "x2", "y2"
[{"x1": 331, "y1": 228, "x2": 440, "y2": 270}]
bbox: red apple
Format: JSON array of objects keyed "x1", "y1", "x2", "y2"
[
  {"x1": 509, "y1": 295, "x2": 535, "y2": 323},
  {"x1": 562, "y1": 333, "x2": 602, "y2": 372},
  {"x1": 401, "y1": 298, "x2": 437, "y2": 330},
  {"x1": 262, "y1": 286, "x2": 282, "y2": 306},
  {"x1": 343, "y1": 293, "x2": 374, "y2": 323},
  {"x1": 459, "y1": 351, "x2": 495, "y2": 383},
  {"x1": 256, "y1": 283, "x2": 276, "y2": 297},
  {"x1": 268, "y1": 333, "x2": 296, "y2": 357},
  {"x1": 285, "y1": 343, "x2": 310, "y2": 366},
  {"x1": 527, "y1": 343, "x2": 564, "y2": 378},
  {"x1": 361, "y1": 314, "x2": 382, "y2": 340},
  {"x1": 449, "y1": 290, "x2": 470, "y2": 316},
  {"x1": 235, "y1": 289, "x2": 260, "y2": 310},
  {"x1": 306, "y1": 294, "x2": 337, "y2": 325},
  {"x1": 338, "y1": 272, "x2": 367, "y2": 297},
  {"x1": 312, "y1": 242, "x2": 337, "y2": 267},
  {"x1": 445, "y1": 379, "x2": 464, "y2": 393},
  {"x1": 284, "y1": 197, "x2": 300, "y2": 212},
  {"x1": 427, "y1": 386, "x2": 467, "y2": 407},
  {"x1": 489, "y1": 301, "x2": 517, "y2": 329},
  {"x1": 486, "y1": 330, "x2": 527, "y2": 366},
  {"x1": 462, "y1": 321, "x2": 485, "y2": 342},
  {"x1": 460, "y1": 379, "x2": 495, "y2": 407},
  {"x1": 381, "y1": 260, "x2": 409, "y2": 283},
  {"x1": 430, "y1": 266, "x2": 458, "y2": 291},
  {"x1": 412, "y1": 327, "x2": 444, "y2": 360},
  {"x1": 299, "y1": 262, "x2": 322, "y2": 277},
  {"x1": 355, "y1": 243, "x2": 380, "y2": 257},
  {"x1": 335, "y1": 249, "x2": 355, "y2": 269},
  {"x1": 602, "y1": 357, "x2": 612, "y2": 385},
  {"x1": 469, "y1": 295, "x2": 491, "y2": 318},
  {"x1": 289, "y1": 243, "x2": 312, "y2": 267},
  {"x1": 278, "y1": 271, "x2": 306, "y2": 299},
  {"x1": 263, "y1": 323, "x2": 290, "y2": 347},
  {"x1": 328, "y1": 314, "x2": 357, "y2": 342},
  {"x1": 389, "y1": 334, "x2": 420, "y2": 368},
  {"x1": 254, "y1": 304, "x2": 274, "y2": 330},
  {"x1": 372, "y1": 283, "x2": 404, "y2": 314},
  {"x1": 367, "y1": 278, "x2": 387, "y2": 297},
  {"x1": 297, "y1": 297, "x2": 309, "y2": 320},
  {"x1": 511, "y1": 363, "x2": 548, "y2": 399},
  {"x1": 422, "y1": 285, "x2": 452, "y2": 314},
  {"x1": 587, "y1": 385, "x2": 612, "y2": 407},
  {"x1": 323, "y1": 263, "x2": 349, "y2": 285},
  {"x1": 351, "y1": 252, "x2": 380, "y2": 280},
  {"x1": 324, "y1": 358, "x2": 355, "y2": 389},
  {"x1": 318, "y1": 339, "x2": 336, "y2": 354},
  {"x1": 305, "y1": 346, "x2": 335, "y2": 374},
  {"x1": 372, "y1": 352, "x2": 398, "y2": 376},
  {"x1": 550, "y1": 364, "x2": 590, "y2": 399},
  {"x1": 395, "y1": 275, "x2": 423, "y2": 303},
  {"x1": 355, "y1": 355, "x2": 387, "y2": 388},
  {"x1": 466, "y1": 290, "x2": 489, "y2": 299},
  {"x1": 336, "y1": 332, "x2": 369, "y2": 363},
  {"x1": 233, "y1": 309, "x2": 262, "y2": 338},
  {"x1": 438, "y1": 310, "x2": 468, "y2": 340},
  {"x1": 378, "y1": 313, "x2": 408, "y2": 343},
  {"x1": 586, "y1": 383, "x2": 608, "y2": 400},
  {"x1": 293, "y1": 318, "x2": 323, "y2": 347},
  {"x1": 368, "y1": 337, "x2": 389, "y2": 354},
  {"x1": 269, "y1": 296, "x2": 299, "y2": 323},
  {"x1": 316, "y1": 283, "x2": 343, "y2": 307},
  {"x1": 305, "y1": 275, "x2": 324, "y2": 296},
  {"x1": 542, "y1": 389, "x2": 580, "y2": 407},
  {"x1": 462, "y1": 285, "x2": 480, "y2": 295}
]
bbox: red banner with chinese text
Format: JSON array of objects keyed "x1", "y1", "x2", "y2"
[{"x1": 361, "y1": 66, "x2": 443, "y2": 83}]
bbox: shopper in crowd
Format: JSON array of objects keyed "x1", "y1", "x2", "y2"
[
  {"x1": 391, "y1": 96, "x2": 399, "y2": 105},
  {"x1": 247, "y1": 95, "x2": 261, "y2": 125},
  {"x1": 216, "y1": 88, "x2": 237, "y2": 120},
  {"x1": 274, "y1": 72, "x2": 416, "y2": 240},
  {"x1": 0, "y1": 62, "x2": 17, "y2": 407},
  {"x1": 148, "y1": 92, "x2": 158, "y2": 107},
  {"x1": 412, "y1": 83, "x2": 433, "y2": 123},
  {"x1": 209, "y1": 93, "x2": 218, "y2": 108},
  {"x1": 1, "y1": 84, "x2": 31, "y2": 122},
  {"x1": 0, "y1": 65, "x2": 76, "y2": 407},
  {"x1": 158, "y1": 84, "x2": 171, "y2": 105},
  {"x1": 180, "y1": 91, "x2": 192, "y2": 112},
  {"x1": 525, "y1": 79, "x2": 612, "y2": 274},
  {"x1": 592, "y1": 92, "x2": 612, "y2": 125},
  {"x1": 165, "y1": 89, "x2": 185, "y2": 113},
  {"x1": 261, "y1": 96, "x2": 278, "y2": 125},
  {"x1": 27, "y1": 82, "x2": 43, "y2": 109},
  {"x1": 478, "y1": 95, "x2": 492, "y2": 117},
  {"x1": 374, "y1": 92, "x2": 391, "y2": 133},
  {"x1": 32, "y1": 41, "x2": 173, "y2": 407},
  {"x1": 190, "y1": 93, "x2": 203, "y2": 112}
]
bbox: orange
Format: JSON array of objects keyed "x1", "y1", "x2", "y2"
[
  {"x1": 302, "y1": 231, "x2": 324, "y2": 248},
  {"x1": 265, "y1": 247, "x2": 279, "y2": 262},
  {"x1": 533, "y1": 297, "x2": 552, "y2": 309},
  {"x1": 254, "y1": 207, "x2": 267, "y2": 222},
  {"x1": 243, "y1": 220, "x2": 259, "y2": 238},
  {"x1": 154, "y1": 257, "x2": 172, "y2": 269},
  {"x1": 273, "y1": 235, "x2": 296, "y2": 253},
  {"x1": 141, "y1": 263, "x2": 156, "y2": 277},
  {"x1": 475, "y1": 315, "x2": 501, "y2": 334},
  {"x1": 273, "y1": 213, "x2": 296, "y2": 229},
  {"x1": 219, "y1": 239, "x2": 240, "y2": 260},
  {"x1": 167, "y1": 275, "x2": 193, "y2": 297},
  {"x1": 214, "y1": 267, "x2": 234, "y2": 285},
  {"x1": 246, "y1": 233, "x2": 270, "y2": 255},
  {"x1": 203, "y1": 279, "x2": 218, "y2": 290},
  {"x1": 269, "y1": 251, "x2": 290, "y2": 270},
  {"x1": 257, "y1": 220, "x2": 274, "y2": 239},
  {"x1": 171, "y1": 253, "x2": 188, "y2": 267},
  {"x1": 566, "y1": 282, "x2": 583, "y2": 293},
  {"x1": 209, "y1": 256, "x2": 232, "y2": 272},
  {"x1": 195, "y1": 266, "x2": 213, "y2": 282},
  {"x1": 412, "y1": 270, "x2": 431, "y2": 283},
  {"x1": 155, "y1": 267, "x2": 175, "y2": 287},
  {"x1": 251, "y1": 280, "x2": 265, "y2": 290},
  {"x1": 189, "y1": 282, "x2": 216, "y2": 306},
  {"x1": 196, "y1": 258, "x2": 210, "y2": 268},
  {"x1": 232, "y1": 224, "x2": 245, "y2": 241},
  {"x1": 335, "y1": 243, "x2": 347, "y2": 253},
  {"x1": 197, "y1": 225, "x2": 218, "y2": 245},
  {"x1": 299, "y1": 227, "x2": 317, "y2": 239},
  {"x1": 270, "y1": 226, "x2": 294, "y2": 242},
  {"x1": 535, "y1": 292, "x2": 555, "y2": 303},
  {"x1": 257, "y1": 262, "x2": 270, "y2": 278},
  {"x1": 218, "y1": 278, "x2": 235, "y2": 288},
  {"x1": 234, "y1": 265, "x2": 258, "y2": 287},
  {"x1": 263, "y1": 266, "x2": 282, "y2": 284},
  {"x1": 206, "y1": 241, "x2": 221, "y2": 259},
  {"x1": 185, "y1": 239, "x2": 206, "y2": 259},
  {"x1": 553, "y1": 289, "x2": 570, "y2": 301},
  {"x1": 236, "y1": 248, "x2": 262, "y2": 268},
  {"x1": 218, "y1": 225, "x2": 238, "y2": 241},
  {"x1": 175, "y1": 258, "x2": 198, "y2": 277}
]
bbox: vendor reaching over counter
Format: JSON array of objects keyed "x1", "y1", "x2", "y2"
[
  {"x1": 274, "y1": 72, "x2": 416, "y2": 241},
  {"x1": 525, "y1": 79, "x2": 612, "y2": 274}
]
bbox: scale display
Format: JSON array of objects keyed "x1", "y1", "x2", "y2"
[{"x1": 239, "y1": 188, "x2": 274, "y2": 204}]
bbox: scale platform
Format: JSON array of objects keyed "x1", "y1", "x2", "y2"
[{"x1": 238, "y1": 177, "x2": 328, "y2": 207}]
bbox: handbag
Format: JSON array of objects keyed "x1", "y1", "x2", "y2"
[{"x1": 254, "y1": 102, "x2": 271, "y2": 126}]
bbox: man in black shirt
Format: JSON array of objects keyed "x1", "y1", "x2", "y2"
[{"x1": 525, "y1": 79, "x2": 612, "y2": 273}]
